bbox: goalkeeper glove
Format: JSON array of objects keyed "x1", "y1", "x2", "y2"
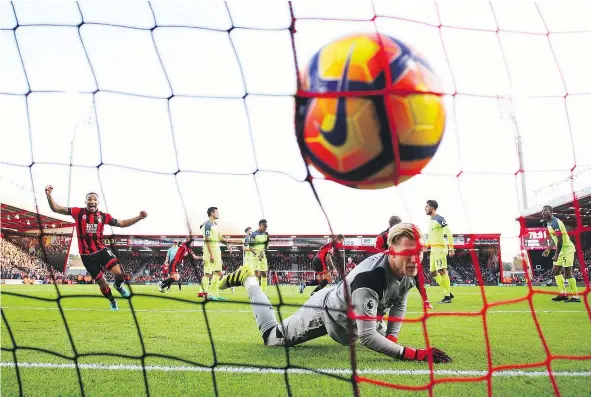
[{"x1": 401, "y1": 347, "x2": 452, "y2": 363}]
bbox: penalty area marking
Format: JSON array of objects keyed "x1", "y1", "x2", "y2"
[{"x1": 0, "y1": 362, "x2": 590, "y2": 377}]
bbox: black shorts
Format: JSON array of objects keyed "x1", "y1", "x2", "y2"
[
  {"x1": 312, "y1": 257, "x2": 327, "y2": 274},
  {"x1": 81, "y1": 248, "x2": 119, "y2": 280}
]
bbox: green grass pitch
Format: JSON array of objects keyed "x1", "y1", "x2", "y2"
[{"x1": 1, "y1": 284, "x2": 590, "y2": 397}]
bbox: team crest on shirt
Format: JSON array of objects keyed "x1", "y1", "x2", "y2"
[
  {"x1": 82, "y1": 215, "x2": 86, "y2": 220},
  {"x1": 97, "y1": 215, "x2": 102, "y2": 223},
  {"x1": 362, "y1": 297, "x2": 377, "y2": 314}
]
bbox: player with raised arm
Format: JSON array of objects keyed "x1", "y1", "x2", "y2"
[
  {"x1": 299, "y1": 234, "x2": 345, "y2": 295},
  {"x1": 164, "y1": 241, "x2": 181, "y2": 291},
  {"x1": 376, "y1": 216, "x2": 432, "y2": 310},
  {"x1": 219, "y1": 223, "x2": 451, "y2": 363},
  {"x1": 200, "y1": 207, "x2": 233, "y2": 301},
  {"x1": 542, "y1": 206, "x2": 580, "y2": 302},
  {"x1": 45, "y1": 185, "x2": 147, "y2": 311},
  {"x1": 425, "y1": 200, "x2": 455, "y2": 304},
  {"x1": 158, "y1": 237, "x2": 200, "y2": 293},
  {"x1": 248, "y1": 219, "x2": 270, "y2": 293}
]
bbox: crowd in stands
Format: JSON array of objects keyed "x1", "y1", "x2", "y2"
[
  {"x1": 5, "y1": 235, "x2": 591, "y2": 287},
  {"x1": 0, "y1": 238, "x2": 70, "y2": 282}
]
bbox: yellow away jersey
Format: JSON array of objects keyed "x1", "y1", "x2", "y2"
[{"x1": 546, "y1": 217, "x2": 575, "y2": 254}]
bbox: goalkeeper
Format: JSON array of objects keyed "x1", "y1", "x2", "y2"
[{"x1": 219, "y1": 223, "x2": 451, "y2": 363}]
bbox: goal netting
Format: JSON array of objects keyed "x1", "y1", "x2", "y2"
[{"x1": 1, "y1": 2, "x2": 590, "y2": 397}]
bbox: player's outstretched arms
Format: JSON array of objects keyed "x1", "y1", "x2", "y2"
[
  {"x1": 44, "y1": 185, "x2": 69, "y2": 215},
  {"x1": 113, "y1": 211, "x2": 148, "y2": 228}
]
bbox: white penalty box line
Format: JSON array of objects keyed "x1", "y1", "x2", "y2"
[{"x1": 0, "y1": 362, "x2": 590, "y2": 377}]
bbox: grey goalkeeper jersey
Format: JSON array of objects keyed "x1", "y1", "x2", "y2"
[{"x1": 322, "y1": 253, "x2": 415, "y2": 359}]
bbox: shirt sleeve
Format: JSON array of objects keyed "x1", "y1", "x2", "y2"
[
  {"x1": 556, "y1": 220, "x2": 566, "y2": 238},
  {"x1": 439, "y1": 217, "x2": 454, "y2": 249},
  {"x1": 204, "y1": 222, "x2": 212, "y2": 238},
  {"x1": 68, "y1": 207, "x2": 81, "y2": 218},
  {"x1": 351, "y1": 287, "x2": 404, "y2": 359},
  {"x1": 386, "y1": 290, "x2": 409, "y2": 338},
  {"x1": 104, "y1": 213, "x2": 117, "y2": 227}
]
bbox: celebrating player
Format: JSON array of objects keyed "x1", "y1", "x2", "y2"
[
  {"x1": 200, "y1": 207, "x2": 233, "y2": 301},
  {"x1": 45, "y1": 185, "x2": 147, "y2": 310},
  {"x1": 541, "y1": 206, "x2": 580, "y2": 302},
  {"x1": 376, "y1": 216, "x2": 432, "y2": 310},
  {"x1": 299, "y1": 234, "x2": 344, "y2": 295},
  {"x1": 158, "y1": 237, "x2": 200, "y2": 293},
  {"x1": 425, "y1": 200, "x2": 455, "y2": 304},
  {"x1": 247, "y1": 219, "x2": 270, "y2": 293},
  {"x1": 164, "y1": 241, "x2": 181, "y2": 291},
  {"x1": 219, "y1": 223, "x2": 451, "y2": 363}
]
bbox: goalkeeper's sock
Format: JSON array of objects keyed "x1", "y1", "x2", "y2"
[
  {"x1": 210, "y1": 274, "x2": 220, "y2": 297},
  {"x1": 312, "y1": 279, "x2": 328, "y2": 294},
  {"x1": 442, "y1": 273, "x2": 451, "y2": 297},
  {"x1": 434, "y1": 274, "x2": 445, "y2": 295},
  {"x1": 261, "y1": 276, "x2": 267, "y2": 292},
  {"x1": 244, "y1": 277, "x2": 278, "y2": 343},
  {"x1": 100, "y1": 286, "x2": 115, "y2": 302},
  {"x1": 306, "y1": 280, "x2": 319, "y2": 287},
  {"x1": 566, "y1": 277, "x2": 579, "y2": 298},
  {"x1": 554, "y1": 274, "x2": 566, "y2": 294},
  {"x1": 202, "y1": 276, "x2": 210, "y2": 294}
]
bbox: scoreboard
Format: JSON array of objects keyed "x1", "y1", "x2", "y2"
[{"x1": 522, "y1": 227, "x2": 550, "y2": 250}]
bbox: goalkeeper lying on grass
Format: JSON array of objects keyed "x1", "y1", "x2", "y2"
[{"x1": 219, "y1": 223, "x2": 452, "y2": 363}]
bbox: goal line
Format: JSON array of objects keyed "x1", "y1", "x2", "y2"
[{"x1": 1, "y1": 362, "x2": 589, "y2": 378}]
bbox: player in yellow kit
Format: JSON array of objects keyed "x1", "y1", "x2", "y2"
[
  {"x1": 200, "y1": 207, "x2": 233, "y2": 301},
  {"x1": 247, "y1": 219, "x2": 269, "y2": 293},
  {"x1": 541, "y1": 205, "x2": 580, "y2": 302},
  {"x1": 425, "y1": 200, "x2": 455, "y2": 304}
]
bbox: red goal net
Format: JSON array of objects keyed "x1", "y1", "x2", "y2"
[{"x1": 1, "y1": 2, "x2": 590, "y2": 397}]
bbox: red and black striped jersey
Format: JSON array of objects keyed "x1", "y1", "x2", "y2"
[
  {"x1": 317, "y1": 240, "x2": 344, "y2": 262},
  {"x1": 69, "y1": 207, "x2": 117, "y2": 255},
  {"x1": 375, "y1": 229, "x2": 389, "y2": 250},
  {"x1": 171, "y1": 243, "x2": 192, "y2": 266}
]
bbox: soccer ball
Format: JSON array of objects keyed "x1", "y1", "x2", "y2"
[{"x1": 296, "y1": 33, "x2": 446, "y2": 189}]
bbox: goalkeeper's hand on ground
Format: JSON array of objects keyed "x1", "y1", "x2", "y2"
[
  {"x1": 401, "y1": 346, "x2": 452, "y2": 363},
  {"x1": 386, "y1": 335, "x2": 451, "y2": 363}
]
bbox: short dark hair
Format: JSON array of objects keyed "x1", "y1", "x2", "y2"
[
  {"x1": 259, "y1": 219, "x2": 267, "y2": 226},
  {"x1": 543, "y1": 205, "x2": 553, "y2": 211},
  {"x1": 86, "y1": 192, "x2": 98, "y2": 199},
  {"x1": 426, "y1": 200, "x2": 438, "y2": 210},
  {"x1": 245, "y1": 227, "x2": 252, "y2": 233},
  {"x1": 336, "y1": 234, "x2": 345, "y2": 241},
  {"x1": 207, "y1": 207, "x2": 217, "y2": 216},
  {"x1": 389, "y1": 216, "x2": 402, "y2": 226}
]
